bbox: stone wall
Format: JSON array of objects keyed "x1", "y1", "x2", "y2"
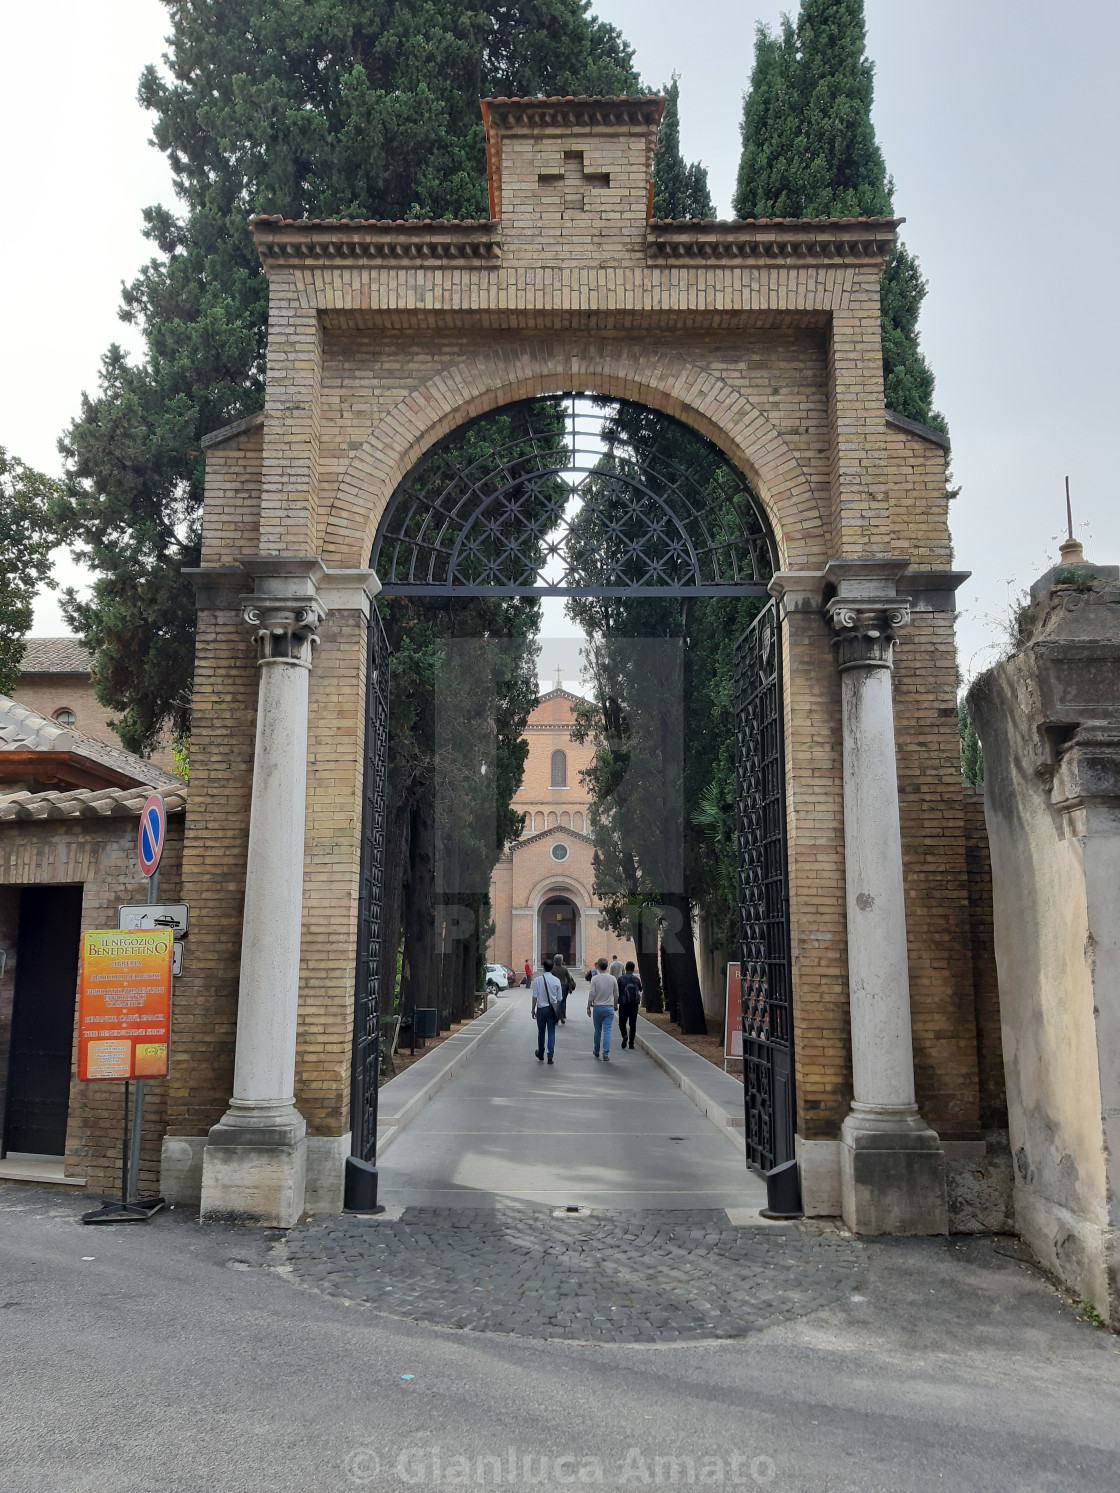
[
  {"x1": 969, "y1": 551, "x2": 1120, "y2": 1321},
  {"x1": 0, "y1": 810, "x2": 185, "y2": 1196}
]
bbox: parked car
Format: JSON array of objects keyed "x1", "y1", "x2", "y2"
[{"x1": 484, "y1": 962, "x2": 514, "y2": 994}]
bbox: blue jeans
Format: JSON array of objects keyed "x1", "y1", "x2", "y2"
[
  {"x1": 536, "y1": 1008, "x2": 556, "y2": 1057},
  {"x1": 593, "y1": 1006, "x2": 614, "y2": 1055}
]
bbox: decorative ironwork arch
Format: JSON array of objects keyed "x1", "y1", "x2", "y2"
[{"x1": 371, "y1": 396, "x2": 776, "y2": 597}]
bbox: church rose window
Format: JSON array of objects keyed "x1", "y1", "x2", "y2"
[
  {"x1": 550, "y1": 843, "x2": 570, "y2": 862},
  {"x1": 550, "y1": 750, "x2": 567, "y2": 787}
]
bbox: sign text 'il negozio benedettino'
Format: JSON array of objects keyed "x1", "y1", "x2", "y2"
[{"x1": 78, "y1": 929, "x2": 173, "y2": 1081}]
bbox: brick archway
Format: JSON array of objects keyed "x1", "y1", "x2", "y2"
[
  {"x1": 322, "y1": 342, "x2": 820, "y2": 572},
  {"x1": 180, "y1": 94, "x2": 979, "y2": 1235}
]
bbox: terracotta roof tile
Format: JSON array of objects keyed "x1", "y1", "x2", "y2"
[
  {"x1": 0, "y1": 694, "x2": 182, "y2": 790},
  {"x1": 0, "y1": 783, "x2": 188, "y2": 821}
]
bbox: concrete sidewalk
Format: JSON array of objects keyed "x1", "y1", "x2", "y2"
[{"x1": 378, "y1": 988, "x2": 768, "y2": 1210}]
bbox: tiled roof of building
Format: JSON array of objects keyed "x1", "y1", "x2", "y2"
[
  {"x1": 0, "y1": 694, "x2": 182, "y2": 790},
  {"x1": 0, "y1": 783, "x2": 187, "y2": 821},
  {"x1": 19, "y1": 636, "x2": 94, "y2": 674}
]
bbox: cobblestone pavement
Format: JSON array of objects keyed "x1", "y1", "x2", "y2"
[{"x1": 279, "y1": 1204, "x2": 862, "y2": 1343}]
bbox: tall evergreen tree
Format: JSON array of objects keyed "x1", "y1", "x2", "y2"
[
  {"x1": 652, "y1": 79, "x2": 714, "y2": 220},
  {"x1": 55, "y1": 1, "x2": 641, "y2": 750},
  {"x1": 0, "y1": 450, "x2": 62, "y2": 697},
  {"x1": 733, "y1": 0, "x2": 945, "y2": 432}
]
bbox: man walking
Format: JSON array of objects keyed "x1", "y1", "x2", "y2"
[
  {"x1": 531, "y1": 962, "x2": 564, "y2": 1064},
  {"x1": 616, "y1": 960, "x2": 642, "y2": 1049},
  {"x1": 586, "y1": 957, "x2": 619, "y2": 1061}
]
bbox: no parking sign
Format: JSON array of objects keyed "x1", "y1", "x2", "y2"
[{"x1": 137, "y1": 793, "x2": 166, "y2": 879}]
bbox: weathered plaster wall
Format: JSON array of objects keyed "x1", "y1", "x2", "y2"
[{"x1": 970, "y1": 561, "x2": 1120, "y2": 1320}]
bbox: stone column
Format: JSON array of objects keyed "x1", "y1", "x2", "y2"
[
  {"x1": 825, "y1": 560, "x2": 948, "y2": 1235},
  {"x1": 199, "y1": 558, "x2": 325, "y2": 1227}
]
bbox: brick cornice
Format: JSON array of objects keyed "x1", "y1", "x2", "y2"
[
  {"x1": 646, "y1": 218, "x2": 901, "y2": 265},
  {"x1": 251, "y1": 215, "x2": 898, "y2": 270},
  {"x1": 252, "y1": 218, "x2": 501, "y2": 264},
  {"x1": 482, "y1": 96, "x2": 664, "y2": 132}
]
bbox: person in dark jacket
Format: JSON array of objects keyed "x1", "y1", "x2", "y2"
[
  {"x1": 551, "y1": 955, "x2": 575, "y2": 1023},
  {"x1": 616, "y1": 960, "x2": 642, "y2": 1049}
]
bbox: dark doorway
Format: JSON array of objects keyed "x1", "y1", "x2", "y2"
[
  {"x1": 540, "y1": 896, "x2": 579, "y2": 964},
  {"x1": 3, "y1": 886, "x2": 83, "y2": 1157}
]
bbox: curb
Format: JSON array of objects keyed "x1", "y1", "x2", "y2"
[
  {"x1": 634, "y1": 1017, "x2": 746, "y2": 1139},
  {"x1": 376, "y1": 998, "x2": 518, "y2": 1155}
]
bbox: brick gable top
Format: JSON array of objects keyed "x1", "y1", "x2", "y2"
[{"x1": 512, "y1": 822, "x2": 592, "y2": 853}]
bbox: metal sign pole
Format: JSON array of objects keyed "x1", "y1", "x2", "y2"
[
  {"x1": 81, "y1": 802, "x2": 169, "y2": 1225},
  {"x1": 125, "y1": 867, "x2": 160, "y2": 1203}
]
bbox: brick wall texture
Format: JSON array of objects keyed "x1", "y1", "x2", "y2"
[{"x1": 160, "y1": 100, "x2": 1003, "y2": 1162}]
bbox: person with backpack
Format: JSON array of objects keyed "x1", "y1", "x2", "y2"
[
  {"x1": 531, "y1": 962, "x2": 564, "y2": 1064},
  {"x1": 551, "y1": 954, "x2": 575, "y2": 1023},
  {"x1": 616, "y1": 960, "x2": 643, "y2": 1050}
]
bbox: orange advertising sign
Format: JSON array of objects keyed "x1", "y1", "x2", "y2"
[{"x1": 77, "y1": 929, "x2": 172, "y2": 1081}]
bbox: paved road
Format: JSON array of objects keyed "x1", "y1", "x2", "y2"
[
  {"x1": 379, "y1": 988, "x2": 767, "y2": 1210},
  {"x1": 284, "y1": 1205, "x2": 861, "y2": 1343},
  {"x1": 4, "y1": 1185, "x2": 1119, "y2": 1493}
]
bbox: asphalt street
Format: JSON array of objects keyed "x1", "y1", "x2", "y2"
[
  {"x1": 379, "y1": 988, "x2": 768, "y2": 1210},
  {"x1": 3, "y1": 1184, "x2": 1118, "y2": 1493}
]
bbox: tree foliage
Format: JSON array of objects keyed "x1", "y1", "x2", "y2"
[
  {"x1": 652, "y1": 79, "x2": 714, "y2": 220},
  {"x1": 567, "y1": 404, "x2": 775, "y2": 1034},
  {"x1": 379, "y1": 397, "x2": 567, "y2": 1026},
  {"x1": 959, "y1": 698, "x2": 985, "y2": 788},
  {"x1": 0, "y1": 450, "x2": 61, "y2": 698},
  {"x1": 56, "y1": 1, "x2": 641, "y2": 749},
  {"x1": 733, "y1": 0, "x2": 945, "y2": 433}
]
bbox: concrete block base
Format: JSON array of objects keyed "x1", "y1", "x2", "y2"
[
  {"x1": 199, "y1": 1110, "x2": 307, "y2": 1228},
  {"x1": 840, "y1": 1113, "x2": 948, "y2": 1236},
  {"x1": 795, "y1": 1137, "x2": 842, "y2": 1216},
  {"x1": 160, "y1": 1135, "x2": 207, "y2": 1205},
  {"x1": 305, "y1": 1133, "x2": 350, "y2": 1215}
]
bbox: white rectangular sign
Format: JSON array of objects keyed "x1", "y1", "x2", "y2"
[
  {"x1": 118, "y1": 903, "x2": 190, "y2": 938},
  {"x1": 172, "y1": 941, "x2": 184, "y2": 977}
]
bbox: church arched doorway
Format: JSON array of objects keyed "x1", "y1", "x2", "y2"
[{"x1": 538, "y1": 893, "x2": 581, "y2": 967}]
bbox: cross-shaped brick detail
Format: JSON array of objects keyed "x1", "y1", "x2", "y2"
[{"x1": 537, "y1": 151, "x2": 610, "y2": 214}]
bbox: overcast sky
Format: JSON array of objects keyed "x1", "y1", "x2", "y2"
[{"x1": 3, "y1": 0, "x2": 1117, "y2": 683}]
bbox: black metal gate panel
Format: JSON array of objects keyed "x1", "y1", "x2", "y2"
[
  {"x1": 735, "y1": 598, "x2": 795, "y2": 1173},
  {"x1": 351, "y1": 606, "x2": 390, "y2": 1164}
]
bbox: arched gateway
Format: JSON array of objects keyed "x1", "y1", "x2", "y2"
[{"x1": 169, "y1": 97, "x2": 983, "y2": 1236}]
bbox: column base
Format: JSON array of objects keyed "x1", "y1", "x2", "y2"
[
  {"x1": 199, "y1": 1106, "x2": 307, "y2": 1228},
  {"x1": 840, "y1": 1107, "x2": 948, "y2": 1236}
]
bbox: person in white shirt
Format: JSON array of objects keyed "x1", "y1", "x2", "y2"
[
  {"x1": 530, "y1": 964, "x2": 564, "y2": 1064},
  {"x1": 586, "y1": 958, "x2": 619, "y2": 1061}
]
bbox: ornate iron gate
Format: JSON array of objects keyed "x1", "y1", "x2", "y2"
[
  {"x1": 351, "y1": 605, "x2": 390, "y2": 1164},
  {"x1": 735, "y1": 598, "x2": 795, "y2": 1173}
]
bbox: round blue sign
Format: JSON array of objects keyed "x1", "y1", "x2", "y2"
[{"x1": 138, "y1": 794, "x2": 167, "y2": 878}]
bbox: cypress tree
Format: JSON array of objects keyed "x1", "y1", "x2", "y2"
[
  {"x1": 652, "y1": 79, "x2": 714, "y2": 220},
  {"x1": 55, "y1": 1, "x2": 641, "y2": 750},
  {"x1": 733, "y1": 0, "x2": 945, "y2": 433}
]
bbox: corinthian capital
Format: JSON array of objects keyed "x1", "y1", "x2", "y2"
[{"x1": 827, "y1": 599, "x2": 911, "y2": 670}]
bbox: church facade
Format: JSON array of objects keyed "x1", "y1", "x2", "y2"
[{"x1": 487, "y1": 687, "x2": 636, "y2": 975}]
